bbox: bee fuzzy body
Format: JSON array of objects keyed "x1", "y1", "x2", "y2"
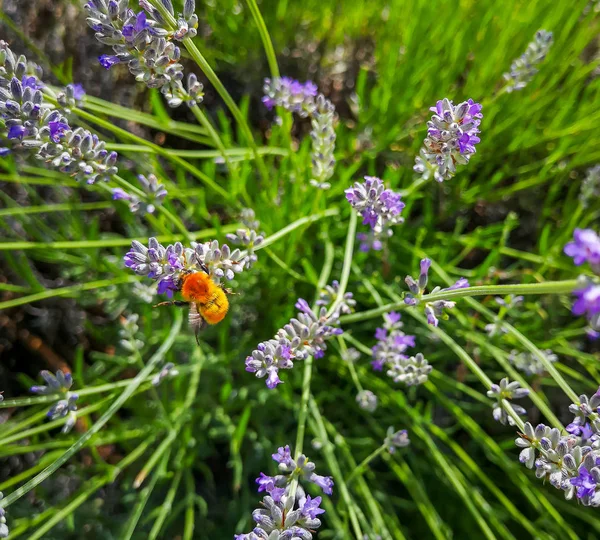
[{"x1": 181, "y1": 272, "x2": 229, "y2": 325}]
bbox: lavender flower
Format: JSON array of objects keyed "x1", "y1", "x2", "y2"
[
  {"x1": 315, "y1": 280, "x2": 356, "y2": 319},
  {"x1": 386, "y1": 352, "x2": 432, "y2": 387},
  {"x1": 309, "y1": 94, "x2": 336, "y2": 189},
  {"x1": 414, "y1": 98, "x2": 483, "y2": 182},
  {"x1": 112, "y1": 173, "x2": 168, "y2": 214},
  {"x1": 572, "y1": 281, "x2": 600, "y2": 328},
  {"x1": 262, "y1": 77, "x2": 318, "y2": 116},
  {"x1": 246, "y1": 296, "x2": 344, "y2": 388},
  {"x1": 503, "y1": 30, "x2": 554, "y2": 92},
  {"x1": 151, "y1": 365, "x2": 176, "y2": 389},
  {"x1": 235, "y1": 445, "x2": 332, "y2": 538},
  {"x1": 508, "y1": 349, "x2": 557, "y2": 376},
  {"x1": 262, "y1": 77, "x2": 336, "y2": 190},
  {"x1": 568, "y1": 389, "x2": 600, "y2": 434},
  {"x1": 124, "y1": 237, "x2": 249, "y2": 296},
  {"x1": 564, "y1": 229, "x2": 600, "y2": 273},
  {"x1": 384, "y1": 427, "x2": 410, "y2": 453},
  {"x1": 356, "y1": 390, "x2": 378, "y2": 412},
  {"x1": 0, "y1": 492, "x2": 7, "y2": 538},
  {"x1": 30, "y1": 370, "x2": 79, "y2": 433},
  {"x1": 0, "y1": 42, "x2": 118, "y2": 182},
  {"x1": 226, "y1": 208, "x2": 264, "y2": 270},
  {"x1": 486, "y1": 378, "x2": 529, "y2": 426},
  {"x1": 580, "y1": 165, "x2": 600, "y2": 208},
  {"x1": 342, "y1": 347, "x2": 360, "y2": 363},
  {"x1": 345, "y1": 176, "x2": 405, "y2": 250},
  {"x1": 515, "y1": 420, "x2": 600, "y2": 505},
  {"x1": 371, "y1": 312, "x2": 415, "y2": 371},
  {"x1": 85, "y1": 1, "x2": 202, "y2": 107},
  {"x1": 404, "y1": 259, "x2": 461, "y2": 326}
]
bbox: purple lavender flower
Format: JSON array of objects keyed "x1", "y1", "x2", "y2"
[
  {"x1": 571, "y1": 467, "x2": 597, "y2": 499},
  {"x1": 371, "y1": 312, "x2": 416, "y2": 375},
  {"x1": 572, "y1": 284, "x2": 600, "y2": 319},
  {"x1": 486, "y1": 378, "x2": 529, "y2": 426},
  {"x1": 256, "y1": 472, "x2": 276, "y2": 493},
  {"x1": 357, "y1": 231, "x2": 383, "y2": 252},
  {"x1": 385, "y1": 427, "x2": 410, "y2": 453},
  {"x1": 415, "y1": 98, "x2": 483, "y2": 182},
  {"x1": 345, "y1": 176, "x2": 405, "y2": 248},
  {"x1": 356, "y1": 390, "x2": 378, "y2": 412},
  {"x1": 246, "y1": 291, "x2": 345, "y2": 388},
  {"x1": 444, "y1": 277, "x2": 470, "y2": 290},
  {"x1": 272, "y1": 445, "x2": 293, "y2": 467},
  {"x1": 30, "y1": 370, "x2": 79, "y2": 433},
  {"x1": 301, "y1": 495, "x2": 325, "y2": 519},
  {"x1": 309, "y1": 473, "x2": 334, "y2": 495},
  {"x1": 262, "y1": 77, "x2": 318, "y2": 116},
  {"x1": 112, "y1": 174, "x2": 168, "y2": 214},
  {"x1": 564, "y1": 229, "x2": 600, "y2": 273},
  {"x1": 98, "y1": 54, "x2": 120, "y2": 69},
  {"x1": 7, "y1": 124, "x2": 27, "y2": 140},
  {"x1": 47, "y1": 121, "x2": 69, "y2": 142}
]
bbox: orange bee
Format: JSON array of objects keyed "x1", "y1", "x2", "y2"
[{"x1": 154, "y1": 263, "x2": 230, "y2": 343}]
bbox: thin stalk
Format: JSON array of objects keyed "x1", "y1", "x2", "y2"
[
  {"x1": 244, "y1": 0, "x2": 280, "y2": 79},
  {"x1": 345, "y1": 444, "x2": 387, "y2": 486},
  {"x1": 189, "y1": 104, "x2": 231, "y2": 169},
  {"x1": 148, "y1": 0, "x2": 268, "y2": 180},
  {"x1": 339, "y1": 280, "x2": 579, "y2": 324},
  {"x1": 0, "y1": 201, "x2": 111, "y2": 217},
  {"x1": 0, "y1": 312, "x2": 182, "y2": 509}
]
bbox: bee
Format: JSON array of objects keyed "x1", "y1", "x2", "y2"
[{"x1": 154, "y1": 263, "x2": 230, "y2": 343}]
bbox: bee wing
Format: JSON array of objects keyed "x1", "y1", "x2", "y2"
[{"x1": 188, "y1": 303, "x2": 207, "y2": 345}]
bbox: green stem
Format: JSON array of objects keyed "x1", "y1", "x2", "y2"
[
  {"x1": 148, "y1": 0, "x2": 268, "y2": 180},
  {"x1": 189, "y1": 104, "x2": 231, "y2": 169},
  {"x1": 339, "y1": 280, "x2": 579, "y2": 324},
  {"x1": 345, "y1": 444, "x2": 387, "y2": 486},
  {"x1": 244, "y1": 0, "x2": 280, "y2": 79},
  {"x1": 0, "y1": 312, "x2": 182, "y2": 509}
]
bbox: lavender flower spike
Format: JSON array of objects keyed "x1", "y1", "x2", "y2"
[
  {"x1": 415, "y1": 98, "x2": 483, "y2": 182},
  {"x1": 262, "y1": 77, "x2": 336, "y2": 190},
  {"x1": 112, "y1": 173, "x2": 168, "y2": 214},
  {"x1": 486, "y1": 378, "x2": 529, "y2": 426},
  {"x1": 503, "y1": 30, "x2": 554, "y2": 93},
  {"x1": 30, "y1": 370, "x2": 79, "y2": 433}
]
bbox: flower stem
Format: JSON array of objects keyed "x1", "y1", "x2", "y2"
[
  {"x1": 345, "y1": 444, "x2": 387, "y2": 486},
  {"x1": 339, "y1": 280, "x2": 579, "y2": 324},
  {"x1": 244, "y1": 0, "x2": 280, "y2": 79}
]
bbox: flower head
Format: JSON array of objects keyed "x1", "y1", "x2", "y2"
[
  {"x1": 487, "y1": 378, "x2": 529, "y2": 426},
  {"x1": 356, "y1": 390, "x2": 378, "y2": 412},
  {"x1": 385, "y1": 427, "x2": 410, "y2": 453},
  {"x1": 415, "y1": 98, "x2": 483, "y2": 182},
  {"x1": 112, "y1": 173, "x2": 168, "y2": 214},
  {"x1": 564, "y1": 229, "x2": 600, "y2": 273},
  {"x1": 571, "y1": 466, "x2": 597, "y2": 499},
  {"x1": 371, "y1": 312, "x2": 415, "y2": 372},
  {"x1": 508, "y1": 349, "x2": 557, "y2": 376},
  {"x1": 30, "y1": 370, "x2": 79, "y2": 433},
  {"x1": 503, "y1": 30, "x2": 554, "y2": 92}
]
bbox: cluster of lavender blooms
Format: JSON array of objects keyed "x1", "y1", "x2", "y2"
[
  {"x1": 404, "y1": 258, "x2": 469, "y2": 326},
  {"x1": 484, "y1": 295, "x2": 523, "y2": 337},
  {"x1": 85, "y1": 0, "x2": 202, "y2": 107},
  {"x1": 580, "y1": 165, "x2": 600, "y2": 208},
  {"x1": 226, "y1": 208, "x2": 265, "y2": 269},
  {"x1": 413, "y1": 98, "x2": 482, "y2": 182},
  {"x1": 0, "y1": 42, "x2": 118, "y2": 183},
  {"x1": 345, "y1": 176, "x2": 405, "y2": 251},
  {"x1": 384, "y1": 427, "x2": 411, "y2": 454},
  {"x1": 124, "y1": 236, "x2": 252, "y2": 296},
  {"x1": 503, "y1": 30, "x2": 554, "y2": 93},
  {"x1": 508, "y1": 349, "x2": 557, "y2": 376},
  {"x1": 112, "y1": 173, "x2": 168, "y2": 214},
  {"x1": 118, "y1": 313, "x2": 145, "y2": 352},
  {"x1": 564, "y1": 228, "x2": 600, "y2": 334},
  {"x1": 30, "y1": 370, "x2": 79, "y2": 434},
  {"x1": 245, "y1": 288, "x2": 353, "y2": 388},
  {"x1": 371, "y1": 312, "x2": 431, "y2": 386},
  {"x1": 235, "y1": 445, "x2": 333, "y2": 539},
  {"x1": 356, "y1": 390, "x2": 378, "y2": 412},
  {"x1": 0, "y1": 492, "x2": 7, "y2": 538},
  {"x1": 515, "y1": 390, "x2": 600, "y2": 506},
  {"x1": 487, "y1": 378, "x2": 529, "y2": 426},
  {"x1": 315, "y1": 280, "x2": 356, "y2": 318},
  {"x1": 263, "y1": 77, "x2": 336, "y2": 189}
]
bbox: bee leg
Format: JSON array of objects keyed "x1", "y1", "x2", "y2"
[
  {"x1": 153, "y1": 301, "x2": 189, "y2": 308},
  {"x1": 195, "y1": 327, "x2": 201, "y2": 346},
  {"x1": 198, "y1": 261, "x2": 209, "y2": 274}
]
